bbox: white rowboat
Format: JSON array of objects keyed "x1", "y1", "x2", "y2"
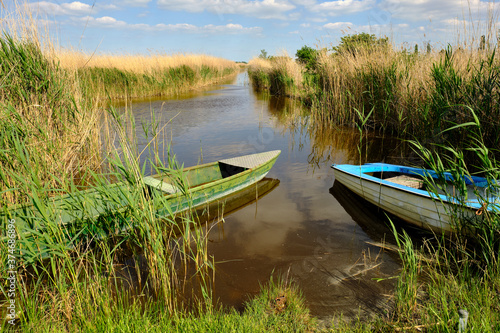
[{"x1": 332, "y1": 163, "x2": 500, "y2": 233}]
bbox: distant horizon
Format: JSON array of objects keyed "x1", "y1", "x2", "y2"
[{"x1": 10, "y1": 1, "x2": 500, "y2": 62}]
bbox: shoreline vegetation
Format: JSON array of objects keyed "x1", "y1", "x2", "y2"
[
  {"x1": 0, "y1": 39, "x2": 239, "y2": 207},
  {"x1": 248, "y1": 35, "x2": 500, "y2": 331},
  {"x1": 248, "y1": 37, "x2": 500, "y2": 148},
  {"x1": 59, "y1": 51, "x2": 239, "y2": 100},
  {"x1": 1, "y1": 1, "x2": 500, "y2": 331}
]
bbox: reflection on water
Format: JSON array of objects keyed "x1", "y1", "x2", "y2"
[
  {"x1": 120, "y1": 72, "x2": 411, "y2": 321},
  {"x1": 114, "y1": 177, "x2": 280, "y2": 299}
]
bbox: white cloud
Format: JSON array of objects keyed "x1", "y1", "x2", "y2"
[
  {"x1": 379, "y1": 0, "x2": 500, "y2": 22},
  {"x1": 153, "y1": 23, "x2": 198, "y2": 32},
  {"x1": 323, "y1": 22, "x2": 354, "y2": 30},
  {"x1": 63, "y1": 1, "x2": 93, "y2": 12},
  {"x1": 290, "y1": 0, "x2": 316, "y2": 5},
  {"x1": 202, "y1": 23, "x2": 263, "y2": 34},
  {"x1": 31, "y1": 1, "x2": 95, "y2": 16},
  {"x1": 322, "y1": 21, "x2": 396, "y2": 36},
  {"x1": 156, "y1": 0, "x2": 296, "y2": 20},
  {"x1": 356, "y1": 23, "x2": 384, "y2": 32},
  {"x1": 308, "y1": 16, "x2": 327, "y2": 22},
  {"x1": 77, "y1": 15, "x2": 262, "y2": 34},
  {"x1": 311, "y1": 0, "x2": 375, "y2": 16},
  {"x1": 95, "y1": 16, "x2": 123, "y2": 26},
  {"x1": 77, "y1": 15, "x2": 127, "y2": 28},
  {"x1": 153, "y1": 22, "x2": 263, "y2": 34}
]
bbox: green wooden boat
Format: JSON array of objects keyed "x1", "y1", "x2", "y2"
[
  {"x1": 145, "y1": 150, "x2": 281, "y2": 217},
  {"x1": 1, "y1": 150, "x2": 281, "y2": 252}
]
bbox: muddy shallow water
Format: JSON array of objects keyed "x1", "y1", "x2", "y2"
[{"x1": 120, "y1": 72, "x2": 411, "y2": 321}]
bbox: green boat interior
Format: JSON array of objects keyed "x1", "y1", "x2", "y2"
[{"x1": 143, "y1": 162, "x2": 248, "y2": 195}]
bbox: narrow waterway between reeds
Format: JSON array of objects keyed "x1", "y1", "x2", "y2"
[{"x1": 119, "y1": 71, "x2": 410, "y2": 321}]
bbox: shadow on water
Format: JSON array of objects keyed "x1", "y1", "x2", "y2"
[
  {"x1": 115, "y1": 71, "x2": 423, "y2": 322},
  {"x1": 330, "y1": 180, "x2": 398, "y2": 248},
  {"x1": 330, "y1": 180, "x2": 439, "y2": 248}
]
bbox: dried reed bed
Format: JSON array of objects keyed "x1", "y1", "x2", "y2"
[
  {"x1": 57, "y1": 50, "x2": 237, "y2": 75},
  {"x1": 64, "y1": 51, "x2": 238, "y2": 100},
  {"x1": 249, "y1": 53, "x2": 307, "y2": 96},
  {"x1": 248, "y1": 56, "x2": 273, "y2": 71}
]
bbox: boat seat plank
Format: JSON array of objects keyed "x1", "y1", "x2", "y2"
[
  {"x1": 385, "y1": 175, "x2": 424, "y2": 189},
  {"x1": 143, "y1": 176, "x2": 180, "y2": 194}
]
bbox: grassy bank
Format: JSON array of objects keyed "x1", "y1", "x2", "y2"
[
  {"x1": 248, "y1": 42, "x2": 500, "y2": 147},
  {"x1": 59, "y1": 51, "x2": 238, "y2": 100},
  {"x1": 8, "y1": 273, "x2": 314, "y2": 332}
]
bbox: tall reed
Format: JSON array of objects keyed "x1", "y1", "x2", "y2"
[
  {"x1": 382, "y1": 110, "x2": 500, "y2": 331},
  {"x1": 0, "y1": 103, "x2": 217, "y2": 328},
  {"x1": 249, "y1": 41, "x2": 500, "y2": 148},
  {"x1": 248, "y1": 53, "x2": 310, "y2": 98},
  {"x1": 0, "y1": 32, "x2": 102, "y2": 206},
  {"x1": 0, "y1": 1, "x2": 228, "y2": 329}
]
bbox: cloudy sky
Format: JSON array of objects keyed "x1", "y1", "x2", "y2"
[{"x1": 21, "y1": 0, "x2": 500, "y2": 61}]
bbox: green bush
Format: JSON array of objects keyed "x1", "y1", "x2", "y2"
[{"x1": 295, "y1": 45, "x2": 318, "y2": 71}]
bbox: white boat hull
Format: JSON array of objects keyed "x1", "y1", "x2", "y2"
[{"x1": 332, "y1": 165, "x2": 490, "y2": 233}]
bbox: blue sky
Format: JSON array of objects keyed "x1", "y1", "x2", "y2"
[{"x1": 22, "y1": 0, "x2": 500, "y2": 61}]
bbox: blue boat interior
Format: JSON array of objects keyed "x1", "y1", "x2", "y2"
[{"x1": 333, "y1": 163, "x2": 499, "y2": 205}]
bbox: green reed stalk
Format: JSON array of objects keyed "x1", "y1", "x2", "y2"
[
  {"x1": 389, "y1": 221, "x2": 421, "y2": 320},
  {"x1": 0, "y1": 96, "x2": 215, "y2": 329},
  {"x1": 380, "y1": 107, "x2": 500, "y2": 331}
]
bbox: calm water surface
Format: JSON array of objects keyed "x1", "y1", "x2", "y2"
[{"x1": 125, "y1": 72, "x2": 407, "y2": 321}]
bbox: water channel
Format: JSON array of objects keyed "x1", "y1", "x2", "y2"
[{"x1": 122, "y1": 72, "x2": 410, "y2": 321}]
